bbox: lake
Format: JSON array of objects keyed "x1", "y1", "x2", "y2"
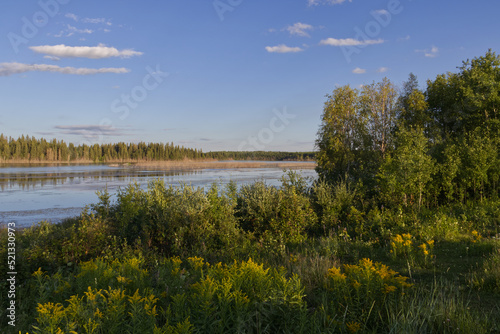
[{"x1": 0, "y1": 162, "x2": 317, "y2": 227}]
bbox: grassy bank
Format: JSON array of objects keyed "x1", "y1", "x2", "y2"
[{"x1": 0, "y1": 172, "x2": 499, "y2": 333}]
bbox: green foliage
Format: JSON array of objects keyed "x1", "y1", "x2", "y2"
[
  {"x1": 315, "y1": 85, "x2": 368, "y2": 182},
  {"x1": 398, "y1": 74, "x2": 428, "y2": 128},
  {"x1": 101, "y1": 180, "x2": 243, "y2": 259},
  {"x1": 29, "y1": 256, "x2": 308, "y2": 334},
  {"x1": 310, "y1": 177, "x2": 359, "y2": 236},
  {"x1": 324, "y1": 258, "x2": 412, "y2": 329},
  {"x1": 17, "y1": 214, "x2": 116, "y2": 273},
  {"x1": 315, "y1": 51, "x2": 500, "y2": 209},
  {"x1": 1, "y1": 175, "x2": 500, "y2": 333},
  {"x1": 359, "y1": 77, "x2": 399, "y2": 160},
  {"x1": 458, "y1": 128, "x2": 498, "y2": 200},
  {"x1": 470, "y1": 243, "x2": 500, "y2": 292},
  {"x1": 377, "y1": 127, "x2": 435, "y2": 209},
  {"x1": 386, "y1": 279, "x2": 494, "y2": 333},
  {"x1": 426, "y1": 49, "x2": 500, "y2": 138},
  {"x1": 236, "y1": 180, "x2": 317, "y2": 251}
]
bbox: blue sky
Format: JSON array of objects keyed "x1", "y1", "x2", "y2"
[{"x1": 1, "y1": 0, "x2": 499, "y2": 152}]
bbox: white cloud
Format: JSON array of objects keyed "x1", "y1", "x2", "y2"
[
  {"x1": 265, "y1": 44, "x2": 304, "y2": 53},
  {"x1": 82, "y1": 17, "x2": 111, "y2": 26},
  {"x1": 308, "y1": 0, "x2": 352, "y2": 5},
  {"x1": 372, "y1": 9, "x2": 389, "y2": 15},
  {"x1": 65, "y1": 13, "x2": 78, "y2": 21},
  {"x1": 67, "y1": 24, "x2": 93, "y2": 35},
  {"x1": 65, "y1": 13, "x2": 112, "y2": 26},
  {"x1": 426, "y1": 46, "x2": 439, "y2": 57},
  {"x1": 0, "y1": 62, "x2": 129, "y2": 76},
  {"x1": 398, "y1": 35, "x2": 410, "y2": 42},
  {"x1": 377, "y1": 67, "x2": 389, "y2": 73},
  {"x1": 416, "y1": 45, "x2": 439, "y2": 58},
  {"x1": 44, "y1": 55, "x2": 60, "y2": 61},
  {"x1": 286, "y1": 22, "x2": 314, "y2": 37},
  {"x1": 29, "y1": 44, "x2": 143, "y2": 59},
  {"x1": 352, "y1": 67, "x2": 366, "y2": 74},
  {"x1": 319, "y1": 37, "x2": 384, "y2": 46}
]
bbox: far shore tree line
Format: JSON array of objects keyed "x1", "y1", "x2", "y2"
[{"x1": 0, "y1": 135, "x2": 315, "y2": 163}]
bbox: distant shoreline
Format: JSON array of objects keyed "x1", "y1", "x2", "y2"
[
  {"x1": 0, "y1": 159, "x2": 317, "y2": 169},
  {"x1": 131, "y1": 160, "x2": 317, "y2": 170}
]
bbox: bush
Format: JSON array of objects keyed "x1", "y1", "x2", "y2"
[
  {"x1": 99, "y1": 180, "x2": 243, "y2": 259},
  {"x1": 236, "y1": 180, "x2": 317, "y2": 251}
]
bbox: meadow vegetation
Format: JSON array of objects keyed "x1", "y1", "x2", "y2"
[
  {"x1": 1, "y1": 51, "x2": 499, "y2": 333},
  {"x1": 0, "y1": 172, "x2": 499, "y2": 333}
]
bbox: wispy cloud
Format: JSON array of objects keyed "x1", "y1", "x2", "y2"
[
  {"x1": 416, "y1": 45, "x2": 439, "y2": 58},
  {"x1": 65, "y1": 13, "x2": 78, "y2": 21},
  {"x1": 352, "y1": 67, "x2": 366, "y2": 74},
  {"x1": 377, "y1": 67, "x2": 389, "y2": 73},
  {"x1": 319, "y1": 37, "x2": 384, "y2": 46},
  {"x1": 82, "y1": 17, "x2": 112, "y2": 26},
  {"x1": 308, "y1": 0, "x2": 352, "y2": 6},
  {"x1": 55, "y1": 125, "x2": 130, "y2": 136},
  {"x1": 372, "y1": 9, "x2": 389, "y2": 16},
  {"x1": 65, "y1": 13, "x2": 112, "y2": 26},
  {"x1": 398, "y1": 35, "x2": 410, "y2": 42},
  {"x1": 44, "y1": 55, "x2": 60, "y2": 61},
  {"x1": 29, "y1": 44, "x2": 143, "y2": 59},
  {"x1": 53, "y1": 24, "x2": 94, "y2": 37},
  {"x1": 0, "y1": 62, "x2": 129, "y2": 76},
  {"x1": 265, "y1": 44, "x2": 304, "y2": 53},
  {"x1": 67, "y1": 24, "x2": 93, "y2": 35},
  {"x1": 286, "y1": 22, "x2": 314, "y2": 37},
  {"x1": 426, "y1": 46, "x2": 439, "y2": 57}
]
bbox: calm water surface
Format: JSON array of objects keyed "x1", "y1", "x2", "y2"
[{"x1": 0, "y1": 162, "x2": 316, "y2": 227}]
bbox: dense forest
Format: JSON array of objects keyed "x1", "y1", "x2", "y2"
[
  {"x1": 0, "y1": 135, "x2": 314, "y2": 162},
  {"x1": 1, "y1": 51, "x2": 499, "y2": 333},
  {"x1": 316, "y1": 49, "x2": 500, "y2": 206}
]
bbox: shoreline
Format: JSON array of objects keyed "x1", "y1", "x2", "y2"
[
  {"x1": 130, "y1": 160, "x2": 316, "y2": 170},
  {"x1": 1, "y1": 159, "x2": 317, "y2": 170}
]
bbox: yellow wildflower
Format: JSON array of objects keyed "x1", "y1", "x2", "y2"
[
  {"x1": 327, "y1": 266, "x2": 346, "y2": 281},
  {"x1": 117, "y1": 275, "x2": 129, "y2": 284},
  {"x1": 94, "y1": 308, "x2": 103, "y2": 318},
  {"x1": 382, "y1": 284, "x2": 397, "y2": 294},
  {"x1": 187, "y1": 256, "x2": 205, "y2": 270},
  {"x1": 360, "y1": 258, "x2": 374, "y2": 270},
  {"x1": 346, "y1": 321, "x2": 362, "y2": 333}
]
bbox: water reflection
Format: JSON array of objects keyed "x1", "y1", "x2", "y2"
[
  {"x1": 0, "y1": 163, "x2": 317, "y2": 227},
  {"x1": 0, "y1": 168, "x2": 201, "y2": 191}
]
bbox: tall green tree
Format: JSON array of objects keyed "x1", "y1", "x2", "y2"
[
  {"x1": 459, "y1": 49, "x2": 500, "y2": 131},
  {"x1": 360, "y1": 78, "x2": 398, "y2": 160},
  {"x1": 427, "y1": 50, "x2": 500, "y2": 138},
  {"x1": 315, "y1": 85, "x2": 368, "y2": 182},
  {"x1": 397, "y1": 74, "x2": 432, "y2": 136}
]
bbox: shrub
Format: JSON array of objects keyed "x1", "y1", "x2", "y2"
[
  {"x1": 98, "y1": 180, "x2": 243, "y2": 259},
  {"x1": 236, "y1": 181, "x2": 317, "y2": 251}
]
